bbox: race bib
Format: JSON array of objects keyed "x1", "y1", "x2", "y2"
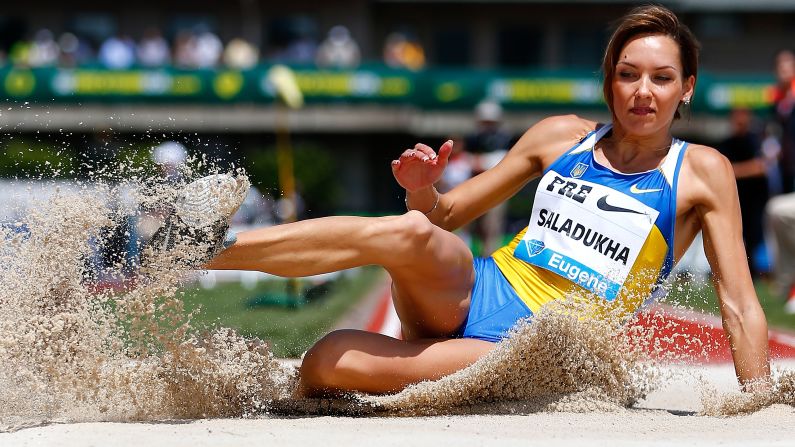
[{"x1": 514, "y1": 169, "x2": 659, "y2": 300}]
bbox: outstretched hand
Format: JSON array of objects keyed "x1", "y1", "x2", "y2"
[{"x1": 391, "y1": 140, "x2": 454, "y2": 192}]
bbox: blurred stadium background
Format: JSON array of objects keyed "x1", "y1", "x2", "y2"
[
  {"x1": 0, "y1": 0, "x2": 790, "y2": 213},
  {"x1": 2, "y1": 0, "x2": 795, "y2": 353}
]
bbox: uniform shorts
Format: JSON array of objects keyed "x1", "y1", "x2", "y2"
[{"x1": 461, "y1": 256, "x2": 533, "y2": 342}]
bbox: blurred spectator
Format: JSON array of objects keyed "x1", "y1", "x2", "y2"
[
  {"x1": 98, "y1": 34, "x2": 136, "y2": 69},
  {"x1": 383, "y1": 31, "x2": 425, "y2": 71},
  {"x1": 193, "y1": 30, "x2": 223, "y2": 68},
  {"x1": 223, "y1": 37, "x2": 259, "y2": 69},
  {"x1": 152, "y1": 141, "x2": 188, "y2": 183},
  {"x1": 315, "y1": 25, "x2": 360, "y2": 69},
  {"x1": 466, "y1": 100, "x2": 513, "y2": 255},
  {"x1": 467, "y1": 100, "x2": 512, "y2": 161},
  {"x1": 767, "y1": 193, "x2": 795, "y2": 312},
  {"x1": 772, "y1": 49, "x2": 795, "y2": 193},
  {"x1": 761, "y1": 122, "x2": 783, "y2": 196},
  {"x1": 718, "y1": 108, "x2": 769, "y2": 278},
  {"x1": 136, "y1": 28, "x2": 170, "y2": 67},
  {"x1": 28, "y1": 29, "x2": 60, "y2": 67},
  {"x1": 172, "y1": 28, "x2": 222, "y2": 69},
  {"x1": 173, "y1": 30, "x2": 195, "y2": 68},
  {"x1": 0, "y1": 24, "x2": 320, "y2": 70},
  {"x1": 58, "y1": 32, "x2": 93, "y2": 67}
]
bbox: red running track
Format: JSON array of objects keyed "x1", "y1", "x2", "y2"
[{"x1": 363, "y1": 287, "x2": 795, "y2": 364}]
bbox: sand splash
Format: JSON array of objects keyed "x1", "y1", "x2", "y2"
[
  {"x1": 0, "y1": 171, "x2": 295, "y2": 432},
  {"x1": 1, "y1": 167, "x2": 792, "y2": 430},
  {"x1": 699, "y1": 369, "x2": 795, "y2": 416},
  {"x1": 364, "y1": 302, "x2": 661, "y2": 416}
]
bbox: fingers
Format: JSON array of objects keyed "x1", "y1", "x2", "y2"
[
  {"x1": 437, "y1": 140, "x2": 454, "y2": 162},
  {"x1": 390, "y1": 158, "x2": 401, "y2": 174},
  {"x1": 412, "y1": 143, "x2": 437, "y2": 161},
  {"x1": 391, "y1": 139, "x2": 455, "y2": 169},
  {"x1": 390, "y1": 150, "x2": 418, "y2": 174},
  {"x1": 392, "y1": 147, "x2": 430, "y2": 167}
]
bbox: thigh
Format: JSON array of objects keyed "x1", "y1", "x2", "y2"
[
  {"x1": 385, "y1": 219, "x2": 475, "y2": 339},
  {"x1": 300, "y1": 329, "x2": 496, "y2": 396}
]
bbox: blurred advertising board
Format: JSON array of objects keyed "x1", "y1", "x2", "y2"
[{"x1": 0, "y1": 65, "x2": 775, "y2": 113}]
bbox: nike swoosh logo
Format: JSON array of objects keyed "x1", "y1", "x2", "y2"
[
  {"x1": 596, "y1": 195, "x2": 644, "y2": 214},
  {"x1": 630, "y1": 184, "x2": 663, "y2": 194}
]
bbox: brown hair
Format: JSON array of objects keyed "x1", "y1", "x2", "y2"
[{"x1": 602, "y1": 5, "x2": 700, "y2": 119}]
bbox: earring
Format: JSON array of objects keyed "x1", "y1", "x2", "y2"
[{"x1": 683, "y1": 97, "x2": 691, "y2": 105}]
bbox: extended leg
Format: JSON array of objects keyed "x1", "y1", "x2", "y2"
[
  {"x1": 209, "y1": 211, "x2": 464, "y2": 277},
  {"x1": 208, "y1": 211, "x2": 475, "y2": 338}
]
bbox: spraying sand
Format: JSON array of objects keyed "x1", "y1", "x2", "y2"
[{"x1": 0, "y1": 171, "x2": 294, "y2": 431}]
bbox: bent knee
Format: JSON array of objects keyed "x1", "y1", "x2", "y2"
[
  {"x1": 300, "y1": 330, "x2": 361, "y2": 395},
  {"x1": 388, "y1": 211, "x2": 436, "y2": 262}
]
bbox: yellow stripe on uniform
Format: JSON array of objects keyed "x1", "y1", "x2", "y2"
[{"x1": 492, "y1": 226, "x2": 668, "y2": 318}]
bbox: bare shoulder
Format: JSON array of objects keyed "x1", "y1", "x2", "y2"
[
  {"x1": 679, "y1": 143, "x2": 735, "y2": 206},
  {"x1": 525, "y1": 114, "x2": 596, "y2": 141},
  {"x1": 683, "y1": 143, "x2": 732, "y2": 175},
  {"x1": 511, "y1": 114, "x2": 598, "y2": 168}
]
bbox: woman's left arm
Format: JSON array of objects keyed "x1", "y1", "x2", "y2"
[{"x1": 687, "y1": 147, "x2": 771, "y2": 390}]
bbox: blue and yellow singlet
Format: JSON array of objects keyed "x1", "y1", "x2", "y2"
[{"x1": 492, "y1": 123, "x2": 686, "y2": 317}]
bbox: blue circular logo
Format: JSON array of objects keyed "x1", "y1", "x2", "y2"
[{"x1": 525, "y1": 239, "x2": 545, "y2": 256}]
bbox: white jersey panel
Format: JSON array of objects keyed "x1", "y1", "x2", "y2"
[{"x1": 514, "y1": 169, "x2": 659, "y2": 300}]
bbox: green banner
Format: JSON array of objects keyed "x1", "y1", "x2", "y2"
[
  {"x1": 699, "y1": 74, "x2": 776, "y2": 111},
  {"x1": 0, "y1": 65, "x2": 776, "y2": 113}
]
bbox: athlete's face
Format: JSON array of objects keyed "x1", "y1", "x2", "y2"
[{"x1": 611, "y1": 34, "x2": 695, "y2": 137}]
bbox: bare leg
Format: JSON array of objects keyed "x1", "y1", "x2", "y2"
[
  {"x1": 208, "y1": 211, "x2": 475, "y2": 338},
  {"x1": 208, "y1": 211, "x2": 483, "y2": 394},
  {"x1": 209, "y1": 211, "x2": 465, "y2": 278},
  {"x1": 299, "y1": 329, "x2": 495, "y2": 396}
]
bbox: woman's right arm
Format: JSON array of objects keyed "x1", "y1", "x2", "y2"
[{"x1": 392, "y1": 114, "x2": 593, "y2": 231}]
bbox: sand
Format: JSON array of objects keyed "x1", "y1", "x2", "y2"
[
  {"x1": 1, "y1": 361, "x2": 793, "y2": 447},
  {"x1": 1, "y1": 165, "x2": 794, "y2": 446}
]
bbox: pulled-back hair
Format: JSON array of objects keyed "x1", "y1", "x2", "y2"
[{"x1": 602, "y1": 5, "x2": 700, "y2": 119}]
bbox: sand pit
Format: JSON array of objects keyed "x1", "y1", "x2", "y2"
[{"x1": 1, "y1": 361, "x2": 793, "y2": 447}]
